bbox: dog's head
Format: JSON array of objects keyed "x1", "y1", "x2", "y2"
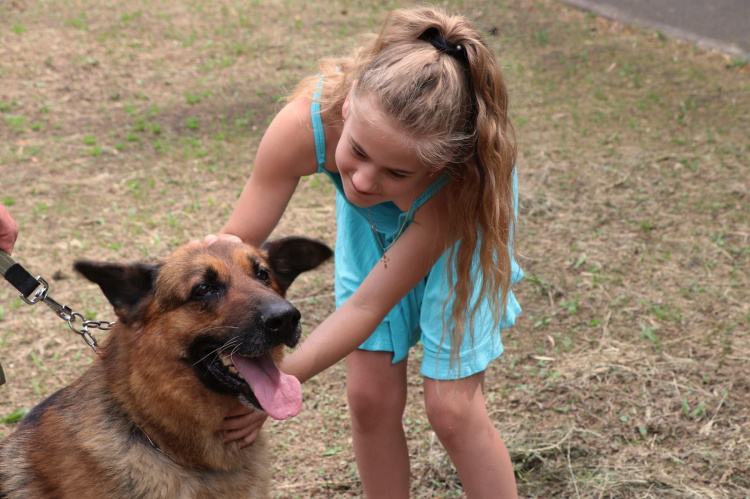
[{"x1": 74, "y1": 237, "x2": 332, "y2": 421}]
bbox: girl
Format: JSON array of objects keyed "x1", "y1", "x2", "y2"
[{"x1": 216, "y1": 7, "x2": 522, "y2": 498}]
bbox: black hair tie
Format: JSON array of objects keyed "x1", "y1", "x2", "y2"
[
  {"x1": 419, "y1": 27, "x2": 479, "y2": 175},
  {"x1": 419, "y1": 27, "x2": 468, "y2": 64}
]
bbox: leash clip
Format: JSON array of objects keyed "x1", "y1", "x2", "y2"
[
  {"x1": 20, "y1": 276, "x2": 49, "y2": 305},
  {"x1": 25, "y1": 277, "x2": 76, "y2": 324},
  {"x1": 2, "y1": 252, "x2": 108, "y2": 355}
]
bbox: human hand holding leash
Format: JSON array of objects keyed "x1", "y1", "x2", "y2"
[
  {"x1": 0, "y1": 203, "x2": 19, "y2": 255},
  {"x1": 0, "y1": 203, "x2": 18, "y2": 386}
]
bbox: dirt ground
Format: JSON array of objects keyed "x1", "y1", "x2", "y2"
[{"x1": 1, "y1": 0, "x2": 748, "y2": 497}]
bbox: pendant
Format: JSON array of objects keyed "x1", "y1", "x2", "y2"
[{"x1": 381, "y1": 254, "x2": 390, "y2": 269}]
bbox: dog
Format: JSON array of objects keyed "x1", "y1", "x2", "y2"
[{"x1": 0, "y1": 237, "x2": 332, "y2": 498}]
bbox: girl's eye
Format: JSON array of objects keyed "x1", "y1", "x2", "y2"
[
  {"x1": 388, "y1": 170, "x2": 407, "y2": 179},
  {"x1": 256, "y1": 268, "x2": 270, "y2": 283},
  {"x1": 192, "y1": 283, "x2": 215, "y2": 299},
  {"x1": 351, "y1": 146, "x2": 366, "y2": 158}
]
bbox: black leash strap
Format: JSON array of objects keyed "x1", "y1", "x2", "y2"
[
  {"x1": 0, "y1": 250, "x2": 42, "y2": 299},
  {"x1": 0, "y1": 250, "x2": 41, "y2": 386}
]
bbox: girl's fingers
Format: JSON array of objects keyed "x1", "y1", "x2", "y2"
[
  {"x1": 224, "y1": 404, "x2": 254, "y2": 419},
  {"x1": 239, "y1": 428, "x2": 262, "y2": 449},
  {"x1": 221, "y1": 406, "x2": 269, "y2": 445},
  {"x1": 223, "y1": 423, "x2": 256, "y2": 443},
  {"x1": 188, "y1": 234, "x2": 243, "y2": 247},
  {"x1": 221, "y1": 409, "x2": 266, "y2": 430},
  {"x1": 204, "y1": 233, "x2": 242, "y2": 246},
  {"x1": 222, "y1": 415, "x2": 267, "y2": 444}
]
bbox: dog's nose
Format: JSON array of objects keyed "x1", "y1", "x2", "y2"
[{"x1": 261, "y1": 301, "x2": 302, "y2": 347}]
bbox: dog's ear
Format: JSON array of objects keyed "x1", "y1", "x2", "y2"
[
  {"x1": 260, "y1": 237, "x2": 332, "y2": 293},
  {"x1": 74, "y1": 261, "x2": 159, "y2": 322}
]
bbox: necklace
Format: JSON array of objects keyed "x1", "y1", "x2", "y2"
[{"x1": 366, "y1": 197, "x2": 415, "y2": 269}]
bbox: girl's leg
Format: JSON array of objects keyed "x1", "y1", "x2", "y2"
[
  {"x1": 423, "y1": 372, "x2": 517, "y2": 499},
  {"x1": 346, "y1": 349, "x2": 410, "y2": 498}
]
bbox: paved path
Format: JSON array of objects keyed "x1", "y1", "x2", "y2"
[{"x1": 560, "y1": 0, "x2": 750, "y2": 60}]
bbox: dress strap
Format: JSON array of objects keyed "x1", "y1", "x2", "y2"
[
  {"x1": 409, "y1": 173, "x2": 451, "y2": 213},
  {"x1": 311, "y1": 76, "x2": 326, "y2": 171}
]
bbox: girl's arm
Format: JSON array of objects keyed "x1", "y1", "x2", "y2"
[
  {"x1": 281, "y1": 189, "x2": 453, "y2": 383},
  {"x1": 220, "y1": 98, "x2": 319, "y2": 246}
]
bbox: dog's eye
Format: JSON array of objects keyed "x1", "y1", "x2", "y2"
[
  {"x1": 256, "y1": 268, "x2": 270, "y2": 283},
  {"x1": 192, "y1": 283, "x2": 215, "y2": 299}
]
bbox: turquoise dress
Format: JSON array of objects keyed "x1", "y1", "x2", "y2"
[{"x1": 310, "y1": 86, "x2": 522, "y2": 380}]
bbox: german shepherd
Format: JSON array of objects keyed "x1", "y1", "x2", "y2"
[{"x1": 0, "y1": 237, "x2": 332, "y2": 498}]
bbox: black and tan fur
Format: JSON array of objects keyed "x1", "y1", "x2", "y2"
[{"x1": 0, "y1": 237, "x2": 331, "y2": 498}]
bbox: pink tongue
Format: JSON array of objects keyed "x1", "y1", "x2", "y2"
[{"x1": 231, "y1": 353, "x2": 301, "y2": 420}]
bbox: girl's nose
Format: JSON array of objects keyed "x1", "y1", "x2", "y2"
[{"x1": 352, "y1": 167, "x2": 377, "y2": 193}]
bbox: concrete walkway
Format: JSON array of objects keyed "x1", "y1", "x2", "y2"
[{"x1": 560, "y1": 0, "x2": 750, "y2": 60}]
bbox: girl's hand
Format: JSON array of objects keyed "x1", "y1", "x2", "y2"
[
  {"x1": 187, "y1": 234, "x2": 243, "y2": 249},
  {"x1": 221, "y1": 404, "x2": 269, "y2": 448},
  {"x1": 204, "y1": 233, "x2": 242, "y2": 246}
]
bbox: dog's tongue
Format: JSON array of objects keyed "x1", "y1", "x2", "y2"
[{"x1": 231, "y1": 353, "x2": 301, "y2": 420}]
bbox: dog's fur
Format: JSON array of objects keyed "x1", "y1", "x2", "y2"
[{"x1": 0, "y1": 237, "x2": 331, "y2": 498}]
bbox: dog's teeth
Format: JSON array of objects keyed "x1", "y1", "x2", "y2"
[
  {"x1": 228, "y1": 366, "x2": 238, "y2": 374},
  {"x1": 220, "y1": 355, "x2": 232, "y2": 367}
]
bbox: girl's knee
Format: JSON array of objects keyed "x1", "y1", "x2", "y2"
[
  {"x1": 346, "y1": 351, "x2": 407, "y2": 430},
  {"x1": 347, "y1": 383, "x2": 405, "y2": 431},
  {"x1": 347, "y1": 363, "x2": 407, "y2": 427},
  {"x1": 423, "y1": 374, "x2": 487, "y2": 441},
  {"x1": 425, "y1": 393, "x2": 470, "y2": 440},
  {"x1": 347, "y1": 382, "x2": 382, "y2": 414}
]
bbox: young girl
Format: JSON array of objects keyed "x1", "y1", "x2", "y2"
[{"x1": 216, "y1": 7, "x2": 522, "y2": 498}]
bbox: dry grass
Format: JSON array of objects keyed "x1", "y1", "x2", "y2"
[{"x1": 1, "y1": 0, "x2": 749, "y2": 497}]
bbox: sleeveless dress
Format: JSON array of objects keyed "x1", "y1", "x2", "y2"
[{"x1": 310, "y1": 80, "x2": 522, "y2": 380}]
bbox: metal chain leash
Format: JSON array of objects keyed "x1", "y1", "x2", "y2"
[{"x1": 22, "y1": 276, "x2": 111, "y2": 353}]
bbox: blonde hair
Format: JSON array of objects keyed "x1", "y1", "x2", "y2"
[{"x1": 291, "y1": 7, "x2": 517, "y2": 363}]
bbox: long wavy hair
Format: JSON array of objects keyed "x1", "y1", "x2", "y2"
[{"x1": 290, "y1": 7, "x2": 517, "y2": 364}]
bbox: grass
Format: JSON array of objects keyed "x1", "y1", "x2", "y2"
[{"x1": 1, "y1": 0, "x2": 749, "y2": 497}]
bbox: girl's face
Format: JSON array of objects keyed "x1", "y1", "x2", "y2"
[{"x1": 335, "y1": 92, "x2": 434, "y2": 209}]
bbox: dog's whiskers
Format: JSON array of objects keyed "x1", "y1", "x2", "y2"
[
  {"x1": 196, "y1": 325, "x2": 241, "y2": 335},
  {"x1": 192, "y1": 335, "x2": 242, "y2": 366},
  {"x1": 228, "y1": 344, "x2": 244, "y2": 363}
]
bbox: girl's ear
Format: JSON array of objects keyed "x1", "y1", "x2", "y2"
[
  {"x1": 342, "y1": 92, "x2": 350, "y2": 120},
  {"x1": 342, "y1": 80, "x2": 358, "y2": 120}
]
